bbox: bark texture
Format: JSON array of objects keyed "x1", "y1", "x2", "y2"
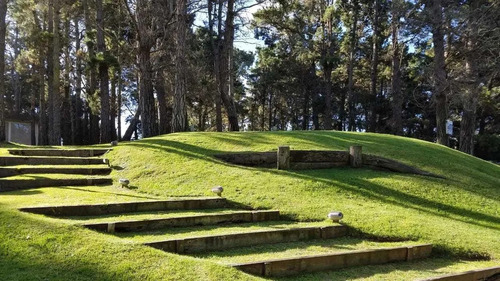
[
  {"x1": 430, "y1": 0, "x2": 448, "y2": 145},
  {"x1": 0, "y1": 0, "x2": 7, "y2": 142}
]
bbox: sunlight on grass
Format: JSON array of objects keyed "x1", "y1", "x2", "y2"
[{"x1": 1, "y1": 131, "x2": 499, "y2": 280}]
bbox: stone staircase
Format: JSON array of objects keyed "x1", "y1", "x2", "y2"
[
  {"x1": 0, "y1": 148, "x2": 112, "y2": 191},
  {"x1": 20, "y1": 197, "x2": 436, "y2": 278}
]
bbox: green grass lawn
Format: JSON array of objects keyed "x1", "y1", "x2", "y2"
[{"x1": 0, "y1": 131, "x2": 499, "y2": 280}]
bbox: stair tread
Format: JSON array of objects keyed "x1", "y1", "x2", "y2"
[
  {"x1": 0, "y1": 156, "x2": 106, "y2": 160},
  {"x1": 19, "y1": 197, "x2": 228, "y2": 216},
  {"x1": 74, "y1": 209, "x2": 277, "y2": 224},
  {"x1": 117, "y1": 221, "x2": 335, "y2": 242},
  {"x1": 192, "y1": 238, "x2": 428, "y2": 265},
  {"x1": 0, "y1": 165, "x2": 110, "y2": 169},
  {"x1": 0, "y1": 174, "x2": 112, "y2": 180}
]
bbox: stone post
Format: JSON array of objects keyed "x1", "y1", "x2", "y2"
[
  {"x1": 349, "y1": 145, "x2": 362, "y2": 168},
  {"x1": 277, "y1": 146, "x2": 290, "y2": 170}
]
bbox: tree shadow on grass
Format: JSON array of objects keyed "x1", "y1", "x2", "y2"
[
  {"x1": 276, "y1": 169, "x2": 500, "y2": 232},
  {"x1": 276, "y1": 257, "x2": 465, "y2": 281},
  {"x1": 121, "y1": 137, "x2": 500, "y2": 232},
  {"x1": 0, "y1": 189, "x2": 42, "y2": 195}
]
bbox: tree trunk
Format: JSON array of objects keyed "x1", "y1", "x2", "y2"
[
  {"x1": 220, "y1": 0, "x2": 239, "y2": 131},
  {"x1": 368, "y1": 0, "x2": 380, "y2": 132},
  {"x1": 137, "y1": 1, "x2": 158, "y2": 138},
  {"x1": 173, "y1": 0, "x2": 188, "y2": 132},
  {"x1": 391, "y1": 2, "x2": 403, "y2": 136},
  {"x1": 97, "y1": 0, "x2": 111, "y2": 143},
  {"x1": 213, "y1": 0, "x2": 223, "y2": 132},
  {"x1": 49, "y1": 0, "x2": 62, "y2": 145},
  {"x1": 430, "y1": 0, "x2": 448, "y2": 145},
  {"x1": 156, "y1": 70, "x2": 171, "y2": 134},
  {"x1": 302, "y1": 88, "x2": 309, "y2": 130},
  {"x1": 459, "y1": 3, "x2": 479, "y2": 155},
  {"x1": 12, "y1": 27, "x2": 21, "y2": 114},
  {"x1": 62, "y1": 17, "x2": 72, "y2": 144},
  {"x1": 347, "y1": 0, "x2": 359, "y2": 132},
  {"x1": 122, "y1": 108, "x2": 141, "y2": 141},
  {"x1": 0, "y1": 0, "x2": 7, "y2": 142},
  {"x1": 324, "y1": 66, "x2": 333, "y2": 130},
  {"x1": 110, "y1": 75, "x2": 117, "y2": 140},
  {"x1": 117, "y1": 73, "x2": 122, "y2": 140},
  {"x1": 73, "y1": 17, "x2": 82, "y2": 145},
  {"x1": 138, "y1": 48, "x2": 158, "y2": 137},
  {"x1": 33, "y1": 11, "x2": 47, "y2": 145},
  {"x1": 83, "y1": 0, "x2": 99, "y2": 144}
]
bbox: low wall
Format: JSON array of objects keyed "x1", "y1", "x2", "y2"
[{"x1": 214, "y1": 146, "x2": 441, "y2": 178}]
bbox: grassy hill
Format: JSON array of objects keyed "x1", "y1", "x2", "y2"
[{"x1": 0, "y1": 131, "x2": 499, "y2": 280}]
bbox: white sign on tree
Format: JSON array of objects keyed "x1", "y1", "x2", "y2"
[{"x1": 446, "y1": 120, "x2": 453, "y2": 135}]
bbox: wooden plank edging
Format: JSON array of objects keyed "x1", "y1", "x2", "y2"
[
  {"x1": 19, "y1": 197, "x2": 228, "y2": 216},
  {"x1": 83, "y1": 210, "x2": 281, "y2": 232},
  {"x1": 232, "y1": 244, "x2": 433, "y2": 277},
  {"x1": 144, "y1": 225, "x2": 347, "y2": 254},
  {"x1": 418, "y1": 266, "x2": 500, "y2": 281}
]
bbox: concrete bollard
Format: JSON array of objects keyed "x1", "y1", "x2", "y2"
[
  {"x1": 349, "y1": 145, "x2": 362, "y2": 168},
  {"x1": 277, "y1": 146, "x2": 290, "y2": 170}
]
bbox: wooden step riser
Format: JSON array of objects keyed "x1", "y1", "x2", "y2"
[
  {"x1": 233, "y1": 244, "x2": 432, "y2": 277},
  {"x1": 8, "y1": 149, "x2": 110, "y2": 157},
  {"x1": 418, "y1": 266, "x2": 500, "y2": 281},
  {"x1": 84, "y1": 211, "x2": 280, "y2": 232},
  {"x1": 19, "y1": 198, "x2": 228, "y2": 216},
  {"x1": 145, "y1": 225, "x2": 347, "y2": 254},
  {"x1": 0, "y1": 157, "x2": 107, "y2": 166},
  {"x1": 0, "y1": 168, "x2": 111, "y2": 178},
  {"x1": 0, "y1": 178, "x2": 112, "y2": 192}
]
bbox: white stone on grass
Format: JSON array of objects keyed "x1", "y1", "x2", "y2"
[
  {"x1": 211, "y1": 186, "x2": 224, "y2": 197},
  {"x1": 328, "y1": 211, "x2": 343, "y2": 223},
  {"x1": 119, "y1": 179, "x2": 130, "y2": 188}
]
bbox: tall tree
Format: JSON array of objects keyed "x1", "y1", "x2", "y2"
[
  {"x1": 220, "y1": 0, "x2": 239, "y2": 131},
  {"x1": 346, "y1": 0, "x2": 359, "y2": 131},
  {"x1": 97, "y1": 0, "x2": 111, "y2": 142},
  {"x1": 135, "y1": 0, "x2": 158, "y2": 137},
  {"x1": 48, "y1": 0, "x2": 62, "y2": 145},
  {"x1": 368, "y1": 0, "x2": 381, "y2": 132},
  {"x1": 429, "y1": 0, "x2": 448, "y2": 145},
  {"x1": 390, "y1": 0, "x2": 404, "y2": 135},
  {"x1": 173, "y1": 0, "x2": 188, "y2": 132},
  {"x1": 0, "y1": 0, "x2": 7, "y2": 142}
]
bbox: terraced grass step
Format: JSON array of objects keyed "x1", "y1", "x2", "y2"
[
  {"x1": 19, "y1": 197, "x2": 228, "y2": 216},
  {"x1": 0, "y1": 156, "x2": 108, "y2": 166},
  {"x1": 0, "y1": 166, "x2": 111, "y2": 178},
  {"x1": 144, "y1": 224, "x2": 347, "y2": 254},
  {"x1": 0, "y1": 177, "x2": 112, "y2": 191},
  {"x1": 83, "y1": 210, "x2": 280, "y2": 232},
  {"x1": 419, "y1": 266, "x2": 500, "y2": 281},
  {"x1": 232, "y1": 244, "x2": 433, "y2": 277},
  {"x1": 8, "y1": 149, "x2": 110, "y2": 157}
]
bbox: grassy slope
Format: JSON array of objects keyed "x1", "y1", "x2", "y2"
[{"x1": 1, "y1": 131, "x2": 499, "y2": 280}]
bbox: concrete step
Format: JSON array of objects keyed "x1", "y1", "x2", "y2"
[
  {"x1": 418, "y1": 266, "x2": 500, "y2": 281},
  {"x1": 0, "y1": 177, "x2": 112, "y2": 192},
  {"x1": 0, "y1": 156, "x2": 108, "y2": 166},
  {"x1": 0, "y1": 166, "x2": 112, "y2": 178},
  {"x1": 19, "y1": 197, "x2": 228, "y2": 216},
  {"x1": 8, "y1": 149, "x2": 110, "y2": 157},
  {"x1": 83, "y1": 210, "x2": 281, "y2": 232},
  {"x1": 144, "y1": 225, "x2": 347, "y2": 254},
  {"x1": 232, "y1": 244, "x2": 432, "y2": 277}
]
